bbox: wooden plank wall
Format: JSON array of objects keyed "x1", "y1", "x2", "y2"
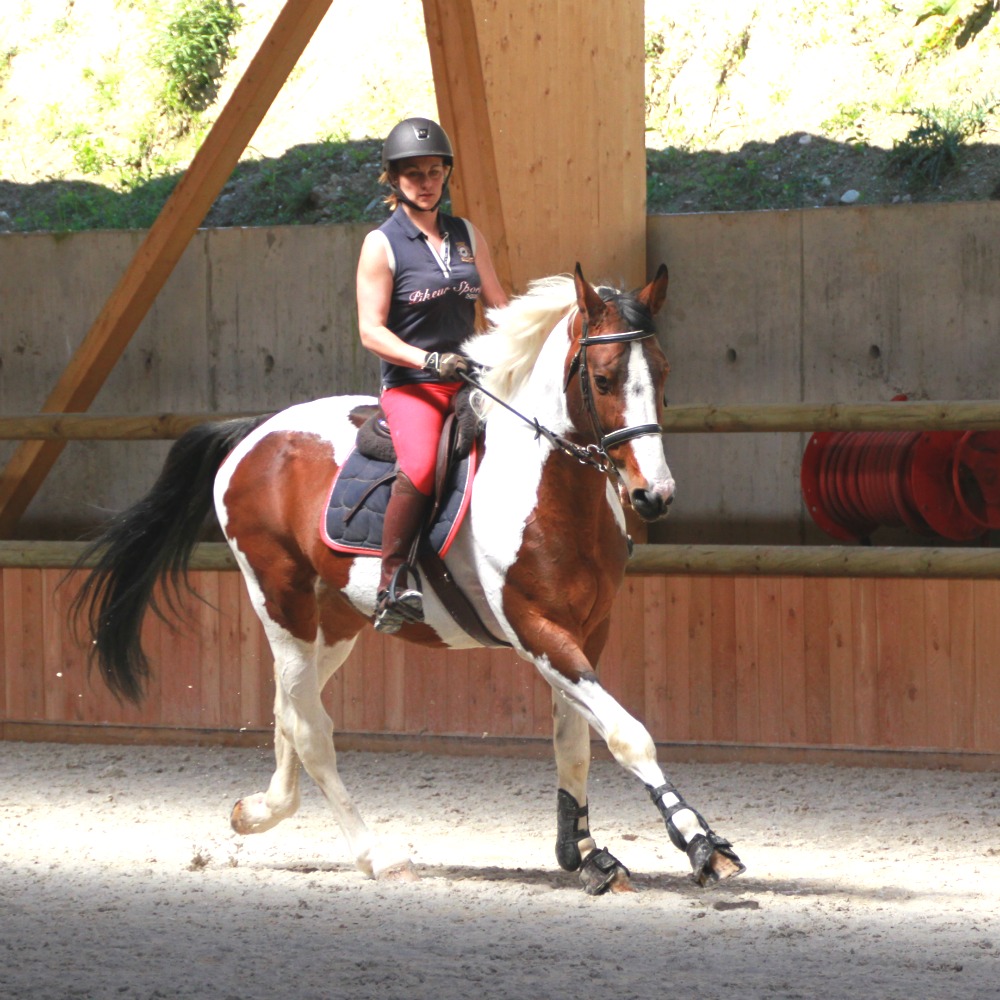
[{"x1": 3, "y1": 567, "x2": 999, "y2": 761}]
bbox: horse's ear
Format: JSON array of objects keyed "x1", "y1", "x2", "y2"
[
  {"x1": 638, "y1": 263, "x2": 669, "y2": 316},
  {"x1": 574, "y1": 263, "x2": 606, "y2": 324}
]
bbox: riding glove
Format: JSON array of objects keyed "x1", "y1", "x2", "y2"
[{"x1": 422, "y1": 351, "x2": 470, "y2": 380}]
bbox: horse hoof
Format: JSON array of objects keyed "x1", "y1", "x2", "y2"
[
  {"x1": 579, "y1": 847, "x2": 631, "y2": 896},
  {"x1": 229, "y1": 797, "x2": 254, "y2": 834},
  {"x1": 375, "y1": 859, "x2": 420, "y2": 883},
  {"x1": 229, "y1": 794, "x2": 281, "y2": 835},
  {"x1": 609, "y1": 870, "x2": 638, "y2": 894},
  {"x1": 696, "y1": 848, "x2": 747, "y2": 887}
]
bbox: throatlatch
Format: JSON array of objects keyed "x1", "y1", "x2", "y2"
[{"x1": 647, "y1": 782, "x2": 746, "y2": 885}]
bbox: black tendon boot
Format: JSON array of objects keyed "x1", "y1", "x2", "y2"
[{"x1": 374, "y1": 471, "x2": 431, "y2": 634}]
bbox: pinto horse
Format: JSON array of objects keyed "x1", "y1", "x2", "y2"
[{"x1": 75, "y1": 264, "x2": 744, "y2": 894}]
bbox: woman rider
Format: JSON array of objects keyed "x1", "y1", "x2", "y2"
[{"x1": 356, "y1": 117, "x2": 508, "y2": 633}]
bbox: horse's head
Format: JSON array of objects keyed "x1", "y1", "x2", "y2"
[{"x1": 567, "y1": 264, "x2": 675, "y2": 522}]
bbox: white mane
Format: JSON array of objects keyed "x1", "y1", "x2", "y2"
[{"x1": 463, "y1": 274, "x2": 578, "y2": 415}]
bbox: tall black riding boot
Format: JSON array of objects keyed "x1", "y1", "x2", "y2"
[{"x1": 374, "y1": 471, "x2": 431, "y2": 634}]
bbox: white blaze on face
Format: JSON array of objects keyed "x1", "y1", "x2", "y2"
[{"x1": 622, "y1": 341, "x2": 675, "y2": 501}]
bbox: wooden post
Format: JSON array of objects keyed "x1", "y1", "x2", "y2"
[
  {"x1": 0, "y1": 0, "x2": 334, "y2": 537},
  {"x1": 423, "y1": 0, "x2": 513, "y2": 296},
  {"x1": 424, "y1": 0, "x2": 646, "y2": 292}
]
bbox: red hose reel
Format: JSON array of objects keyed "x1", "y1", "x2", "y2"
[{"x1": 801, "y1": 415, "x2": 1000, "y2": 543}]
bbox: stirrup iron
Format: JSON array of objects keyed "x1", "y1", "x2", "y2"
[{"x1": 374, "y1": 564, "x2": 424, "y2": 634}]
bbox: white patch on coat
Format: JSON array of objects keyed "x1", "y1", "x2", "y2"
[{"x1": 460, "y1": 316, "x2": 577, "y2": 648}]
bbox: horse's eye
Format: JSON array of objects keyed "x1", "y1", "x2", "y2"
[
  {"x1": 662, "y1": 393, "x2": 669, "y2": 407},
  {"x1": 594, "y1": 374, "x2": 611, "y2": 394}
]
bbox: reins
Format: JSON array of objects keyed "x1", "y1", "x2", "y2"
[{"x1": 460, "y1": 366, "x2": 615, "y2": 473}]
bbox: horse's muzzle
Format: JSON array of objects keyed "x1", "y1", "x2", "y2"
[{"x1": 630, "y1": 487, "x2": 674, "y2": 522}]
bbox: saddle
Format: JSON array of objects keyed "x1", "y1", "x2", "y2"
[
  {"x1": 324, "y1": 406, "x2": 474, "y2": 555},
  {"x1": 322, "y1": 388, "x2": 509, "y2": 648}
]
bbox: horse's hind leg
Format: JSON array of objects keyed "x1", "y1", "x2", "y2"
[
  {"x1": 230, "y1": 719, "x2": 301, "y2": 835},
  {"x1": 231, "y1": 630, "x2": 414, "y2": 880},
  {"x1": 552, "y1": 690, "x2": 634, "y2": 894},
  {"x1": 229, "y1": 636, "x2": 350, "y2": 840}
]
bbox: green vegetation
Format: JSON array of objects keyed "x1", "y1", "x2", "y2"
[
  {"x1": 820, "y1": 102, "x2": 875, "y2": 145},
  {"x1": 81, "y1": 64, "x2": 124, "y2": 113},
  {"x1": 2, "y1": 138, "x2": 389, "y2": 233},
  {"x1": 889, "y1": 94, "x2": 1000, "y2": 185},
  {"x1": 3, "y1": 0, "x2": 1000, "y2": 230},
  {"x1": 148, "y1": 0, "x2": 242, "y2": 126},
  {"x1": 7, "y1": 174, "x2": 182, "y2": 232},
  {"x1": 0, "y1": 0, "x2": 245, "y2": 227},
  {"x1": 647, "y1": 144, "x2": 816, "y2": 213},
  {"x1": 644, "y1": 22, "x2": 697, "y2": 150},
  {"x1": 0, "y1": 47, "x2": 17, "y2": 89},
  {"x1": 913, "y1": 0, "x2": 998, "y2": 54}
]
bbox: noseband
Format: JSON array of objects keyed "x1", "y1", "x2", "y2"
[{"x1": 565, "y1": 312, "x2": 664, "y2": 461}]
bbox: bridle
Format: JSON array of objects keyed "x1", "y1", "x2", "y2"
[
  {"x1": 566, "y1": 310, "x2": 664, "y2": 458},
  {"x1": 463, "y1": 309, "x2": 664, "y2": 477}
]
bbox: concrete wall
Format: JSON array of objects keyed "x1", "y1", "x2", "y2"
[
  {"x1": 2, "y1": 202, "x2": 998, "y2": 540},
  {"x1": 648, "y1": 202, "x2": 1000, "y2": 544},
  {"x1": 0, "y1": 224, "x2": 377, "y2": 537}
]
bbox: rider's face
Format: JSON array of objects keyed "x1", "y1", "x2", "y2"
[{"x1": 394, "y1": 157, "x2": 447, "y2": 208}]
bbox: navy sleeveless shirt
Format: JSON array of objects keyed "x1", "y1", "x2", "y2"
[{"x1": 375, "y1": 209, "x2": 482, "y2": 389}]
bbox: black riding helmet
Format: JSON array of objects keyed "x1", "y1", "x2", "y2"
[{"x1": 381, "y1": 117, "x2": 454, "y2": 212}]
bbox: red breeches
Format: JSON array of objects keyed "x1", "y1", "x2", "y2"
[{"x1": 380, "y1": 382, "x2": 462, "y2": 496}]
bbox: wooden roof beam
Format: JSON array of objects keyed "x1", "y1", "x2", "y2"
[{"x1": 0, "y1": 0, "x2": 334, "y2": 536}]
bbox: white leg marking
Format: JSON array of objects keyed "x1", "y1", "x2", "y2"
[
  {"x1": 552, "y1": 691, "x2": 597, "y2": 859},
  {"x1": 270, "y1": 632, "x2": 390, "y2": 876},
  {"x1": 539, "y1": 662, "x2": 705, "y2": 846}
]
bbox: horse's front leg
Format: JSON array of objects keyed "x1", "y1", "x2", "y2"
[
  {"x1": 532, "y1": 620, "x2": 744, "y2": 887},
  {"x1": 552, "y1": 688, "x2": 635, "y2": 894}
]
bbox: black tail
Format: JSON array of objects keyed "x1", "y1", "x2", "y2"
[{"x1": 71, "y1": 415, "x2": 271, "y2": 704}]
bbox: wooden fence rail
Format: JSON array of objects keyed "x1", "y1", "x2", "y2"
[
  {"x1": 660, "y1": 400, "x2": 1000, "y2": 432},
  {"x1": 3, "y1": 399, "x2": 1000, "y2": 440},
  {"x1": 3, "y1": 541, "x2": 999, "y2": 579},
  {"x1": 0, "y1": 413, "x2": 265, "y2": 441},
  {"x1": 2, "y1": 404, "x2": 998, "y2": 577}
]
